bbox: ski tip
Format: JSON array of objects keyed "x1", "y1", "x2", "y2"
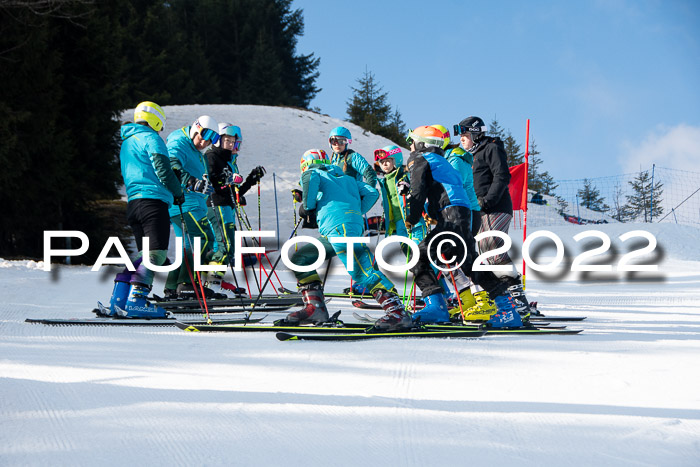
[
  {"x1": 275, "y1": 332, "x2": 298, "y2": 341},
  {"x1": 174, "y1": 321, "x2": 199, "y2": 332}
]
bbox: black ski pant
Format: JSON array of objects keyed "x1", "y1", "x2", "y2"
[
  {"x1": 124, "y1": 198, "x2": 171, "y2": 287},
  {"x1": 411, "y1": 206, "x2": 479, "y2": 297}
]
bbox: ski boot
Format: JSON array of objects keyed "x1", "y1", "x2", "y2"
[
  {"x1": 96, "y1": 280, "x2": 131, "y2": 317},
  {"x1": 501, "y1": 276, "x2": 533, "y2": 322},
  {"x1": 371, "y1": 288, "x2": 413, "y2": 332},
  {"x1": 411, "y1": 293, "x2": 451, "y2": 324},
  {"x1": 177, "y1": 282, "x2": 227, "y2": 300},
  {"x1": 448, "y1": 288, "x2": 477, "y2": 320},
  {"x1": 204, "y1": 266, "x2": 225, "y2": 290},
  {"x1": 280, "y1": 281, "x2": 329, "y2": 325},
  {"x1": 459, "y1": 290, "x2": 498, "y2": 323},
  {"x1": 162, "y1": 288, "x2": 179, "y2": 301},
  {"x1": 116, "y1": 284, "x2": 169, "y2": 319},
  {"x1": 486, "y1": 294, "x2": 524, "y2": 328}
]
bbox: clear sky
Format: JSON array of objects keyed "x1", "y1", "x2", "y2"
[{"x1": 291, "y1": 0, "x2": 700, "y2": 181}]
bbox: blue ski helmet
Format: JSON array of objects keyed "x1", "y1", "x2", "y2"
[
  {"x1": 328, "y1": 126, "x2": 352, "y2": 148},
  {"x1": 216, "y1": 122, "x2": 242, "y2": 148}
]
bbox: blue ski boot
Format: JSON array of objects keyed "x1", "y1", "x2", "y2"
[
  {"x1": 411, "y1": 293, "x2": 451, "y2": 324},
  {"x1": 486, "y1": 294, "x2": 524, "y2": 328},
  {"x1": 116, "y1": 284, "x2": 169, "y2": 319},
  {"x1": 96, "y1": 280, "x2": 130, "y2": 317}
]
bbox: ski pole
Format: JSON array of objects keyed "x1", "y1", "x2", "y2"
[
  {"x1": 273, "y1": 173, "x2": 280, "y2": 251},
  {"x1": 178, "y1": 206, "x2": 210, "y2": 321},
  {"x1": 246, "y1": 218, "x2": 304, "y2": 320},
  {"x1": 232, "y1": 186, "x2": 283, "y2": 294},
  {"x1": 212, "y1": 206, "x2": 248, "y2": 309},
  {"x1": 228, "y1": 186, "x2": 253, "y2": 298},
  {"x1": 258, "y1": 180, "x2": 262, "y2": 285}
]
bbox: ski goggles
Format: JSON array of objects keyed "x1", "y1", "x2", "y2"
[
  {"x1": 200, "y1": 128, "x2": 220, "y2": 145},
  {"x1": 406, "y1": 131, "x2": 442, "y2": 147},
  {"x1": 374, "y1": 147, "x2": 401, "y2": 161},
  {"x1": 453, "y1": 123, "x2": 484, "y2": 136},
  {"x1": 329, "y1": 136, "x2": 348, "y2": 146}
]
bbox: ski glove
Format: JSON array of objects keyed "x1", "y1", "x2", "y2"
[
  {"x1": 225, "y1": 172, "x2": 244, "y2": 186},
  {"x1": 477, "y1": 196, "x2": 487, "y2": 210},
  {"x1": 396, "y1": 180, "x2": 410, "y2": 196},
  {"x1": 291, "y1": 189, "x2": 303, "y2": 203},
  {"x1": 187, "y1": 175, "x2": 214, "y2": 195},
  {"x1": 298, "y1": 205, "x2": 318, "y2": 229},
  {"x1": 246, "y1": 166, "x2": 266, "y2": 185}
]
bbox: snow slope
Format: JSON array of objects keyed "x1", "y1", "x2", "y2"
[{"x1": 2, "y1": 104, "x2": 700, "y2": 466}]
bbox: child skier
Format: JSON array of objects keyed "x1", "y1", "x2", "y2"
[
  {"x1": 328, "y1": 126, "x2": 377, "y2": 187},
  {"x1": 204, "y1": 122, "x2": 265, "y2": 290},
  {"x1": 99, "y1": 101, "x2": 183, "y2": 318},
  {"x1": 164, "y1": 116, "x2": 219, "y2": 299},
  {"x1": 281, "y1": 149, "x2": 412, "y2": 332}
]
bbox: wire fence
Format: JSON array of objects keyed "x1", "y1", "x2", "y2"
[{"x1": 519, "y1": 166, "x2": 700, "y2": 228}]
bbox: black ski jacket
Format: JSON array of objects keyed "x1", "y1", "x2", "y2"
[{"x1": 471, "y1": 137, "x2": 512, "y2": 214}]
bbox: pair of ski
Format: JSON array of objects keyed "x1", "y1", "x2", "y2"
[
  {"x1": 26, "y1": 315, "x2": 267, "y2": 327},
  {"x1": 351, "y1": 300, "x2": 587, "y2": 322},
  {"x1": 153, "y1": 295, "x2": 303, "y2": 310},
  {"x1": 174, "y1": 316, "x2": 583, "y2": 341}
]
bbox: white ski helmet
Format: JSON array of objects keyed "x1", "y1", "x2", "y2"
[{"x1": 189, "y1": 115, "x2": 220, "y2": 144}]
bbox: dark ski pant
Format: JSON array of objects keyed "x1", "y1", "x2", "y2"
[
  {"x1": 410, "y1": 206, "x2": 482, "y2": 297},
  {"x1": 123, "y1": 198, "x2": 171, "y2": 287},
  {"x1": 165, "y1": 211, "x2": 215, "y2": 290}
]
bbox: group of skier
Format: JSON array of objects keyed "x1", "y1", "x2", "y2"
[
  {"x1": 101, "y1": 100, "x2": 536, "y2": 331},
  {"x1": 100, "y1": 102, "x2": 264, "y2": 319}
]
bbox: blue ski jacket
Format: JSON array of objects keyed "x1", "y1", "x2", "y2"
[
  {"x1": 330, "y1": 149, "x2": 378, "y2": 188},
  {"x1": 119, "y1": 123, "x2": 182, "y2": 206},
  {"x1": 167, "y1": 126, "x2": 209, "y2": 217},
  {"x1": 445, "y1": 146, "x2": 480, "y2": 212},
  {"x1": 405, "y1": 148, "x2": 470, "y2": 226},
  {"x1": 301, "y1": 164, "x2": 379, "y2": 237}
]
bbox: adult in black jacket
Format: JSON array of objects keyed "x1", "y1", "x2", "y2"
[{"x1": 455, "y1": 116, "x2": 534, "y2": 319}]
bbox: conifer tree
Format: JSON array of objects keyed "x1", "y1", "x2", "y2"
[
  {"x1": 347, "y1": 69, "x2": 391, "y2": 135},
  {"x1": 624, "y1": 170, "x2": 664, "y2": 222},
  {"x1": 488, "y1": 116, "x2": 505, "y2": 139},
  {"x1": 577, "y1": 179, "x2": 609, "y2": 212},
  {"x1": 503, "y1": 130, "x2": 524, "y2": 166},
  {"x1": 527, "y1": 140, "x2": 557, "y2": 195}
]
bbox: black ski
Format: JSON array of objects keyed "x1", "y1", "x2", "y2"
[
  {"x1": 174, "y1": 320, "x2": 367, "y2": 333},
  {"x1": 276, "y1": 328, "x2": 487, "y2": 341},
  {"x1": 26, "y1": 316, "x2": 266, "y2": 326},
  {"x1": 152, "y1": 295, "x2": 303, "y2": 309}
]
